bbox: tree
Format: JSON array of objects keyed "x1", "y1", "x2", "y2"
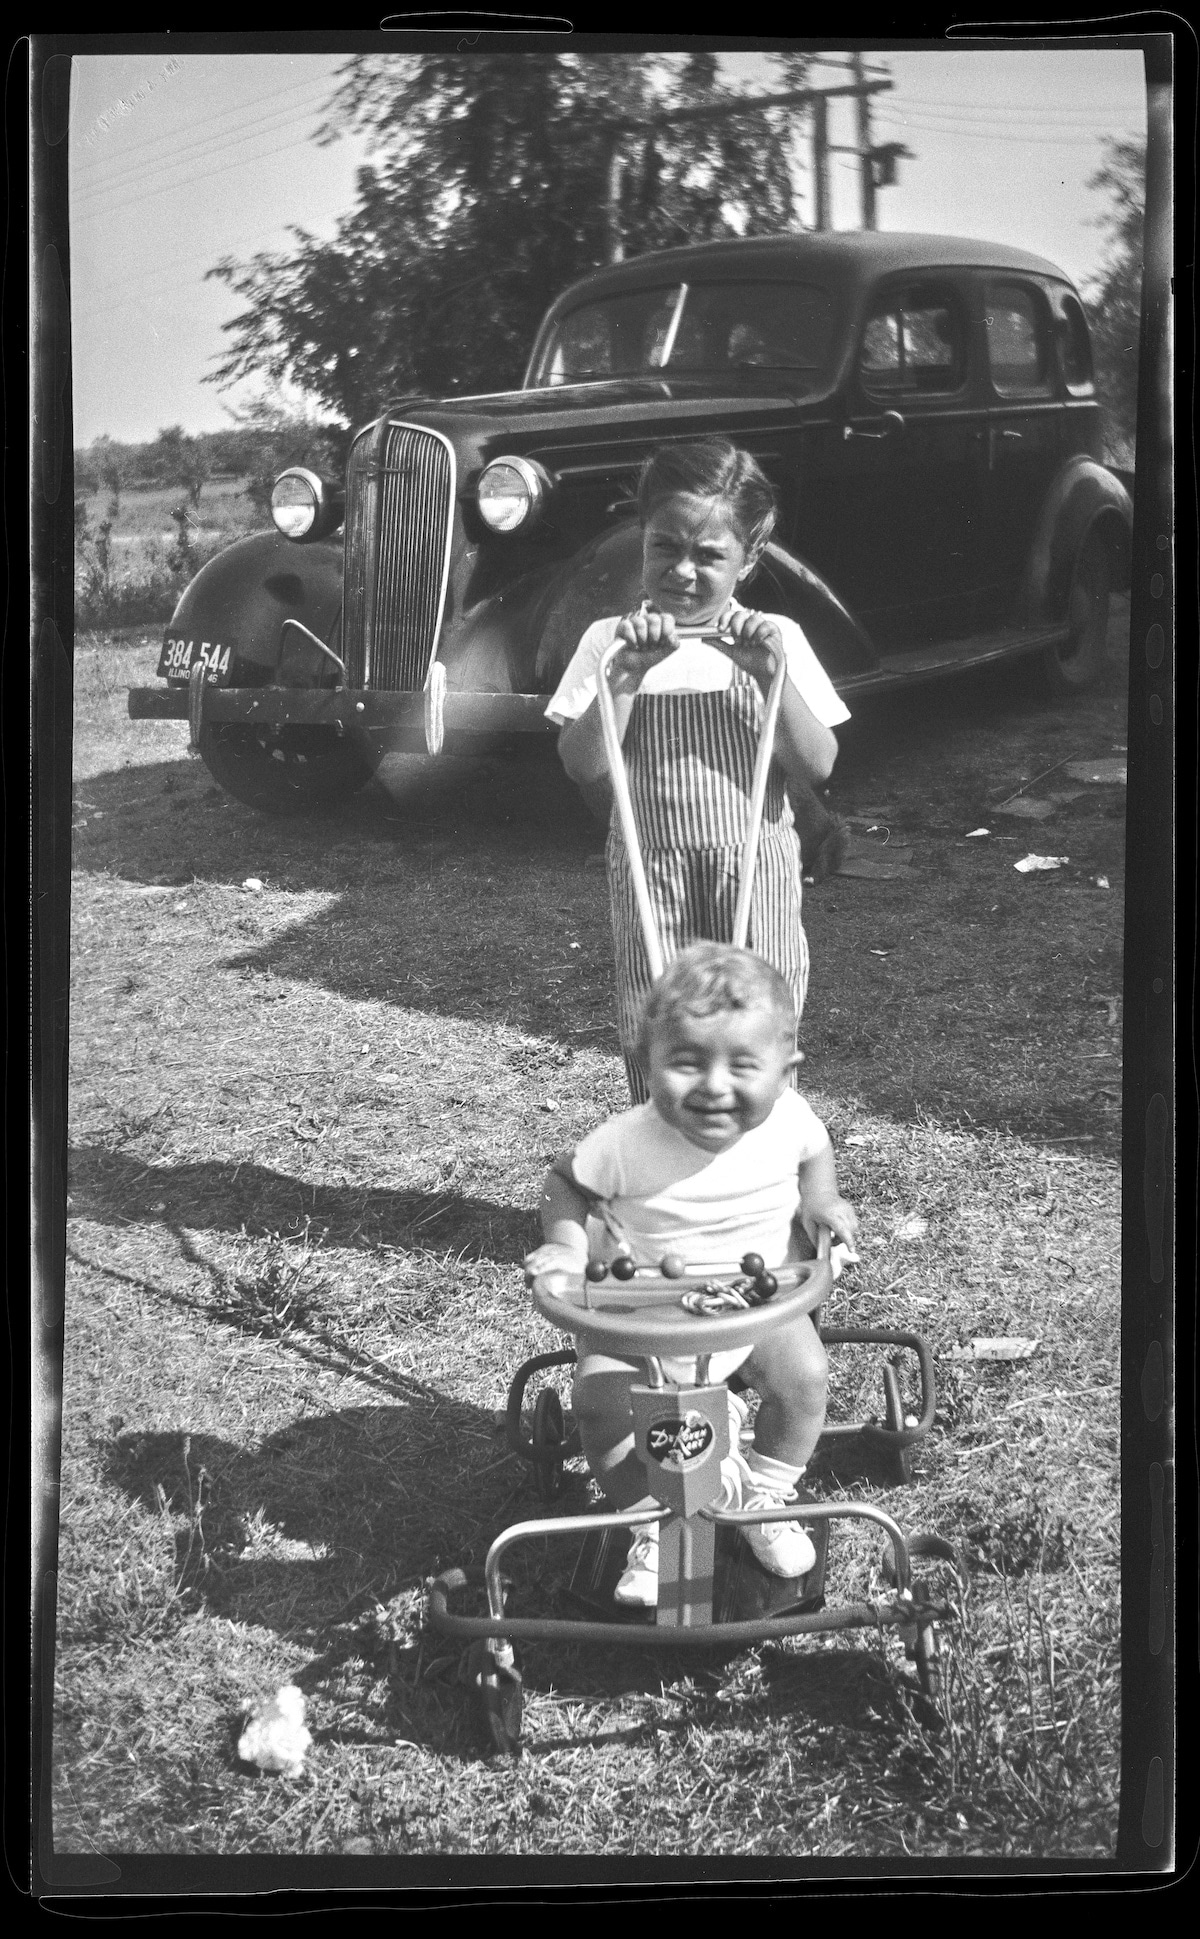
[
  {"x1": 149, "y1": 424, "x2": 211, "y2": 504},
  {"x1": 221, "y1": 396, "x2": 347, "y2": 514},
  {"x1": 1084, "y1": 135, "x2": 1145, "y2": 464},
  {"x1": 89, "y1": 434, "x2": 131, "y2": 512},
  {"x1": 152, "y1": 424, "x2": 190, "y2": 483},
  {"x1": 207, "y1": 52, "x2": 815, "y2": 426},
  {"x1": 181, "y1": 440, "x2": 212, "y2": 508}
]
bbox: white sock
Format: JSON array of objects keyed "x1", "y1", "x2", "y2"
[
  {"x1": 746, "y1": 1450, "x2": 805, "y2": 1501},
  {"x1": 715, "y1": 1446, "x2": 752, "y2": 1510}
]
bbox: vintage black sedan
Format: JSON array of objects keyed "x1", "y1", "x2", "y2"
[{"x1": 129, "y1": 230, "x2": 1132, "y2": 813}]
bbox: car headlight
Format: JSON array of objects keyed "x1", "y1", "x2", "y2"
[
  {"x1": 476, "y1": 455, "x2": 549, "y2": 533},
  {"x1": 270, "y1": 468, "x2": 343, "y2": 543}
]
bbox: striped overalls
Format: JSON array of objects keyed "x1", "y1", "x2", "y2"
[{"x1": 608, "y1": 673, "x2": 810, "y2": 1102}]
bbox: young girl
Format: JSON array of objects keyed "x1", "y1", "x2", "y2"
[{"x1": 545, "y1": 437, "x2": 851, "y2": 1103}]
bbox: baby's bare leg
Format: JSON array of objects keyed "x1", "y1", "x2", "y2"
[
  {"x1": 741, "y1": 1311, "x2": 828, "y2": 1470},
  {"x1": 572, "y1": 1351, "x2": 654, "y2": 1509}
]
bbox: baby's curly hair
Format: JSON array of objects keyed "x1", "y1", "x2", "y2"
[
  {"x1": 637, "y1": 438, "x2": 778, "y2": 555},
  {"x1": 635, "y1": 943, "x2": 796, "y2": 1067}
]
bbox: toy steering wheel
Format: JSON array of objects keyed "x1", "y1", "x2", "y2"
[{"x1": 529, "y1": 1232, "x2": 835, "y2": 1362}]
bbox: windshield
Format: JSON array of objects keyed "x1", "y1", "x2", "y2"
[{"x1": 529, "y1": 280, "x2": 836, "y2": 388}]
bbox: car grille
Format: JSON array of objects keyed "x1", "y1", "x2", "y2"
[{"x1": 342, "y1": 421, "x2": 455, "y2": 691}]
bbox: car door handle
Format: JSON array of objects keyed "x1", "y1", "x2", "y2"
[{"x1": 843, "y1": 410, "x2": 906, "y2": 442}]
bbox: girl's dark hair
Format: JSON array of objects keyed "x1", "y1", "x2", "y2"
[{"x1": 637, "y1": 438, "x2": 778, "y2": 553}]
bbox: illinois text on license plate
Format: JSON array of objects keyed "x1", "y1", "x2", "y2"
[{"x1": 159, "y1": 635, "x2": 232, "y2": 682}]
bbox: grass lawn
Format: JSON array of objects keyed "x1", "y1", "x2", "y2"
[{"x1": 51, "y1": 608, "x2": 1128, "y2": 1862}]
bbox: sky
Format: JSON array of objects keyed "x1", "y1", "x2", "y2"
[{"x1": 66, "y1": 42, "x2": 1148, "y2": 448}]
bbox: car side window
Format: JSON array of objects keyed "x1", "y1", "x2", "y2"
[
  {"x1": 1059, "y1": 294, "x2": 1095, "y2": 394},
  {"x1": 860, "y1": 286, "x2": 966, "y2": 397},
  {"x1": 985, "y1": 281, "x2": 1052, "y2": 397}
]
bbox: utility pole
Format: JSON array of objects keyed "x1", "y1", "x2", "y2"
[
  {"x1": 811, "y1": 94, "x2": 830, "y2": 231},
  {"x1": 851, "y1": 50, "x2": 876, "y2": 230},
  {"x1": 605, "y1": 133, "x2": 626, "y2": 264},
  {"x1": 601, "y1": 77, "x2": 891, "y2": 257}
]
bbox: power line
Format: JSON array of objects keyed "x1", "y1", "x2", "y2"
[
  {"x1": 71, "y1": 120, "x2": 344, "y2": 228},
  {"x1": 72, "y1": 72, "x2": 337, "y2": 191},
  {"x1": 873, "y1": 111, "x2": 1141, "y2": 148},
  {"x1": 71, "y1": 83, "x2": 337, "y2": 211},
  {"x1": 883, "y1": 93, "x2": 1147, "y2": 120}
]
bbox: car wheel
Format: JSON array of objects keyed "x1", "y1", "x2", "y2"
[
  {"x1": 1043, "y1": 529, "x2": 1112, "y2": 696},
  {"x1": 197, "y1": 723, "x2": 381, "y2": 814}
]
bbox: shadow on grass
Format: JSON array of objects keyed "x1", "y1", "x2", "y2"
[
  {"x1": 74, "y1": 738, "x2": 618, "y2": 1047},
  {"x1": 104, "y1": 1396, "x2": 514, "y2": 1624},
  {"x1": 68, "y1": 1142, "x2": 538, "y2": 1262},
  {"x1": 75, "y1": 635, "x2": 1127, "y2": 1140},
  {"x1": 97, "y1": 1372, "x2": 926, "y2": 1764},
  {"x1": 73, "y1": 735, "x2": 601, "y2": 894}
]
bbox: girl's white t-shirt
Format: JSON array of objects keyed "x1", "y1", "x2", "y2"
[{"x1": 545, "y1": 604, "x2": 851, "y2": 729}]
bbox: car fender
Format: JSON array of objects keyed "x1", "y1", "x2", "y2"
[
  {"x1": 163, "y1": 531, "x2": 344, "y2": 684},
  {"x1": 1017, "y1": 458, "x2": 1133, "y2": 624},
  {"x1": 521, "y1": 520, "x2": 878, "y2": 693}
]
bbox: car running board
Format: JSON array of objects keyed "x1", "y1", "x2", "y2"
[{"x1": 836, "y1": 621, "x2": 1069, "y2": 698}]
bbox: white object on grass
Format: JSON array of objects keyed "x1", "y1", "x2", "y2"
[
  {"x1": 242, "y1": 877, "x2": 264, "y2": 893},
  {"x1": 894, "y1": 1214, "x2": 928, "y2": 1241},
  {"x1": 1014, "y1": 854, "x2": 1068, "y2": 873},
  {"x1": 965, "y1": 828, "x2": 989, "y2": 838},
  {"x1": 950, "y1": 1337, "x2": 1040, "y2": 1363},
  {"x1": 237, "y1": 1685, "x2": 312, "y2": 1777},
  {"x1": 1064, "y1": 758, "x2": 1126, "y2": 785}
]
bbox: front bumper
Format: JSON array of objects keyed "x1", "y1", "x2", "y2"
[{"x1": 128, "y1": 685, "x2": 557, "y2": 737}]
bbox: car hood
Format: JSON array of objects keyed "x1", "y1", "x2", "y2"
[{"x1": 374, "y1": 374, "x2": 838, "y2": 472}]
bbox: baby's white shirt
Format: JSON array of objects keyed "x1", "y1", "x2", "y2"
[{"x1": 569, "y1": 1090, "x2": 831, "y2": 1384}]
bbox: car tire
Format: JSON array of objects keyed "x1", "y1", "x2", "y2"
[
  {"x1": 197, "y1": 722, "x2": 381, "y2": 814},
  {"x1": 1042, "y1": 528, "x2": 1112, "y2": 696}
]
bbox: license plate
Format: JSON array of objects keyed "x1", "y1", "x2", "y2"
[{"x1": 158, "y1": 634, "x2": 232, "y2": 683}]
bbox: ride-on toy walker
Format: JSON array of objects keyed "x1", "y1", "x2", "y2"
[{"x1": 428, "y1": 633, "x2": 960, "y2": 1753}]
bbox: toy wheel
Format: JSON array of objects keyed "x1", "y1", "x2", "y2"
[
  {"x1": 532, "y1": 1387, "x2": 567, "y2": 1503},
  {"x1": 467, "y1": 1641, "x2": 523, "y2": 1757},
  {"x1": 881, "y1": 1531, "x2": 968, "y2": 1589},
  {"x1": 912, "y1": 1621, "x2": 943, "y2": 1716},
  {"x1": 882, "y1": 1361, "x2": 913, "y2": 1485},
  {"x1": 1043, "y1": 528, "x2": 1112, "y2": 696},
  {"x1": 197, "y1": 721, "x2": 381, "y2": 814}
]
